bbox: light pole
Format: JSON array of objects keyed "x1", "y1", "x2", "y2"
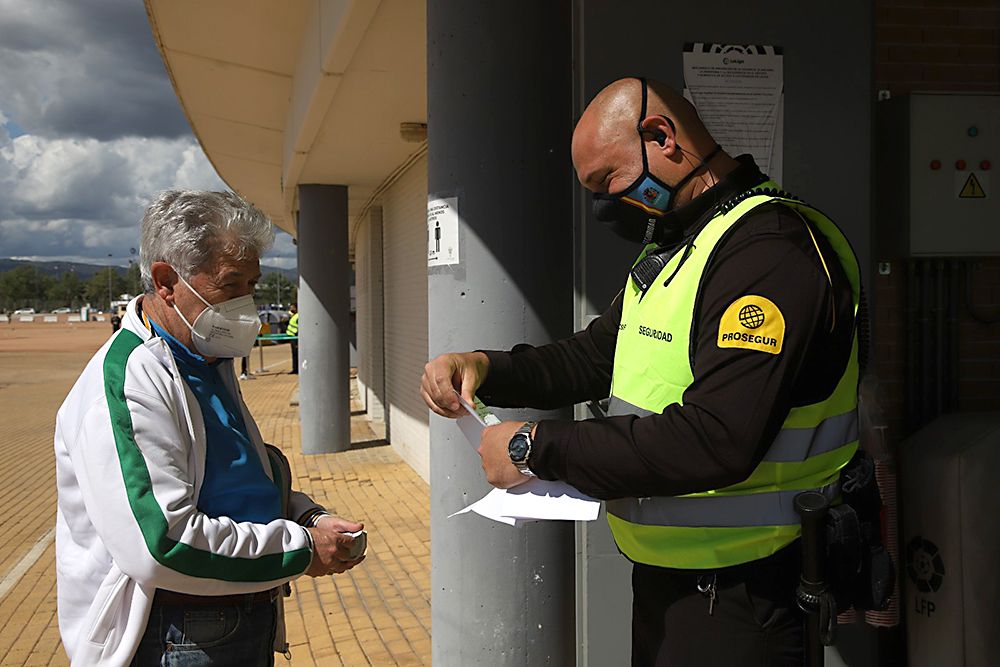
[
  {"x1": 129, "y1": 248, "x2": 137, "y2": 297},
  {"x1": 107, "y1": 253, "x2": 113, "y2": 312}
]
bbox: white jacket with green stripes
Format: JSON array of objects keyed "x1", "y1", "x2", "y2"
[{"x1": 54, "y1": 297, "x2": 322, "y2": 666}]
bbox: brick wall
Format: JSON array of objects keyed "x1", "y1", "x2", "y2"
[
  {"x1": 877, "y1": 2, "x2": 1000, "y2": 94},
  {"x1": 958, "y1": 261, "x2": 1000, "y2": 411},
  {"x1": 874, "y1": 0, "x2": 1000, "y2": 438}
]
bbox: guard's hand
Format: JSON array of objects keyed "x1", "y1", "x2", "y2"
[
  {"x1": 479, "y1": 421, "x2": 532, "y2": 489},
  {"x1": 305, "y1": 516, "x2": 365, "y2": 576},
  {"x1": 421, "y1": 351, "x2": 490, "y2": 419}
]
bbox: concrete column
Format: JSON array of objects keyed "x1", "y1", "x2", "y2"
[
  {"x1": 297, "y1": 184, "x2": 351, "y2": 454},
  {"x1": 427, "y1": 2, "x2": 575, "y2": 665}
]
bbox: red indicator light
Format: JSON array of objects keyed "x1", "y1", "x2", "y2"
[
  {"x1": 980, "y1": 160, "x2": 991, "y2": 171},
  {"x1": 956, "y1": 160, "x2": 967, "y2": 170},
  {"x1": 930, "y1": 160, "x2": 941, "y2": 170}
]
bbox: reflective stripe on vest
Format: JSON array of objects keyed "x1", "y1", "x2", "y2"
[
  {"x1": 606, "y1": 479, "x2": 840, "y2": 528},
  {"x1": 608, "y1": 396, "x2": 859, "y2": 463},
  {"x1": 605, "y1": 187, "x2": 862, "y2": 569}
]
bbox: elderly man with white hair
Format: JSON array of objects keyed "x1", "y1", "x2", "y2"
[{"x1": 55, "y1": 191, "x2": 365, "y2": 667}]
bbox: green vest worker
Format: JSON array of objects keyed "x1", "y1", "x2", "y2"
[
  {"x1": 422, "y1": 77, "x2": 860, "y2": 666},
  {"x1": 286, "y1": 305, "x2": 299, "y2": 374}
]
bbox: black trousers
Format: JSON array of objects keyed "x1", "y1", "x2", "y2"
[
  {"x1": 289, "y1": 342, "x2": 298, "y2": 374},
  {"x1": 632, "y1": 543, "x2": 804, "y2": 667}
]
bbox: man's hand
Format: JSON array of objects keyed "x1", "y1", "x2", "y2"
[
  {"x1": 305, "y1": 516, "x2": 365, "y2": 577},
  {"x1": 479, "y1": 421, "x2": 532, "y2": 489},
  {"x1": 421, "y1": 351, "x2": 490, "y2": 418}
]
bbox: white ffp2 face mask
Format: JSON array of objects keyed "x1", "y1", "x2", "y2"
[{"x1": 171, "y1": 272, "x2": 261, "y2": 358}]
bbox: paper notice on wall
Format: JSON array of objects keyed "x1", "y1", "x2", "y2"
[
  {"x1": 683, "y1": 43, "x2": 784, "y2": 183},
  {"x1": 427, "y1": 197, "x2": 460, "y2": 267}
]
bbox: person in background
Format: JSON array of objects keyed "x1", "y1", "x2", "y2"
[
  {"x1": 286, "y1": 303, "x2": 299, "y2": 375},
  {"x1": 55, "y1": 190, "x2": 365, "y2": 666},
  {"x1": 110, "y1": 312, "x2": 122, "y2": 332}
]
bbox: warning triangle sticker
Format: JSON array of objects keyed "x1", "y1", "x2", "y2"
[{"x1": 959, "y1": 173, "x2": 986, "y2": 198}]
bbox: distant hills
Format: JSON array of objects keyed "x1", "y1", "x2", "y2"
[{"x1": 0, "y1": 258, "x2": 298, "y2": 282}]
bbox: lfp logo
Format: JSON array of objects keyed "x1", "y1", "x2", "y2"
[{"x1": 906, "y1": 536, "x2": 945, "y2": 618}]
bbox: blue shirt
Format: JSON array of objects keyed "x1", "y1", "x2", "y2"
[{"x1": 149, "y1": 318, "x2": 282, "y2": 524}]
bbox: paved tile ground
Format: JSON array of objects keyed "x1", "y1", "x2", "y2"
[{"x1": 0, "y1": 321, "x2": 430, "y2": 666}]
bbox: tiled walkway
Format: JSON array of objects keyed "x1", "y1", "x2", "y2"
[{"x1": 0, "y1": 324, "x2": 430, "y2": 666}]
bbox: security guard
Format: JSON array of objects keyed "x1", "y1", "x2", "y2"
[
  {"x1": 286, "y1": 303, "x2": 299, "y2": 374},
  {"x1": 421, "y1": 77, "x2": 860, "y2": 666}
]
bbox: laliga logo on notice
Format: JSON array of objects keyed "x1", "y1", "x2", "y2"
[{"x1": 642, "y1": 187, "x2": 660, "y2": 204}]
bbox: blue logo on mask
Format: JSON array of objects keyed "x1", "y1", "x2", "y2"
[{"x1": 621, "y1": 174, "x2": 673, "y2": 214}]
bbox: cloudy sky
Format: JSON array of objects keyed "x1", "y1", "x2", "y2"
[{"x1": 0, "y1": 0, "x2": 297, "y2": 270}]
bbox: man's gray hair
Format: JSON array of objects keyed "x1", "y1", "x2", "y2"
[{"x1": 139, "y1": 190, "x2": 275, "y2": 293}]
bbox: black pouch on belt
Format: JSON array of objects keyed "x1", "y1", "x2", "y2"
[
  {"x1": 825, "y1": 452, "x2": 895, "y2": 613},
  {"x1": 826, "y1": 503, "x2": 861, "y2": 612}
]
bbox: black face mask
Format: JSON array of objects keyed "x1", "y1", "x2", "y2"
[{"x1": 593, "y1": 77, "x2": 721, "y2": 245}]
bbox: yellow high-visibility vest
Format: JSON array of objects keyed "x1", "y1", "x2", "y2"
[{"x1": 606, "y1": 185, "x2": 861, "y2": 569}]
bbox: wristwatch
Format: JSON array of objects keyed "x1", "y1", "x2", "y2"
[{"x1": 508, "y1": 422, "x2": 537, "y2": 477}]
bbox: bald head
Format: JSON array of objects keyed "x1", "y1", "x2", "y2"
[
  {"x1": 580, "y1": 78, "x2": 645, "y2": 152},
  {"x1": 572, "y1": 77, "x2": 723, "y2": 197}
]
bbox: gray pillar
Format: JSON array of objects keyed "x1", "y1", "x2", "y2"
[
  {"x1": 428, "y1": 2, "x2": 575, "y2": 665},
  {"x1": 297, "y1": 184, "x2": 351, "y2": 454}
]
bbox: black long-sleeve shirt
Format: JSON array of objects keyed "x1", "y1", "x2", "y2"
[{"x1": 477, "y1": 157, "x2": 856, "y2": 500}]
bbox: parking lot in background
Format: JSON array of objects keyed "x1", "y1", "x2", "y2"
[{"x1": 0, "y1": 320, "x2": 430, "y2": 666}]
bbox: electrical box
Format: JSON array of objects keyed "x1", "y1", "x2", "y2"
[{"x1": 876, "y1": 93, "x2": 1000, "y2": 257}]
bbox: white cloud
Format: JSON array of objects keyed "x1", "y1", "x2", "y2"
[
  {"x1": 263, "y1": 231, "x2": 298, "y2": 270},
  {"x1": 0, "y1": 0, "x2": 189, "y2": 141},
  {"x1": 0, "y1": 132, "x2": 229, "y2": 262},
  {"x1": 0, "y1": 1, "x2": 295, "y2": 271},
  {"x1": 0, "y1": 131, "x2": 293, "y2": 269}
]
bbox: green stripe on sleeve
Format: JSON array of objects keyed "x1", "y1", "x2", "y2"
[{"x1": 103, "y1": 330, "x2": 311, "y2": 581}]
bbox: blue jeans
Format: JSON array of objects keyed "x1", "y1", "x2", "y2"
[{"x1": 130, "y1": 595, "x2": 276, "y2": 667}]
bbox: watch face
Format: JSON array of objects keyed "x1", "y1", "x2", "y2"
[{"x1": 508, "y1": 433, "x2": 529, "y2": 462}]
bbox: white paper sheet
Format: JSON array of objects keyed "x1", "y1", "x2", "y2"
[
  {"x1": 448, "y1": 489, "x2": 520, "y2": 526},
  {"x1": 683, "y1": 44, "x2": 784, "y2": 183},
  {"x1": 456, "y1": 392, "x2": 501, "y2": 450},
  {"x1": 449, "y1": 393, "x2": 601, "y2": 524}
]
